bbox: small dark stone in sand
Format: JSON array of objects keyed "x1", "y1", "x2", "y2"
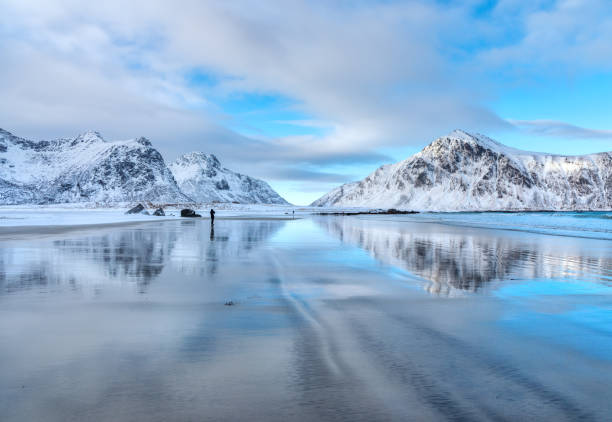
[
  {"x1": 181, "y1": 209, "x2": 201, "y2": 218},
  {"x1": 153, "y1": 207, "x2": 165, "y2": 216}
]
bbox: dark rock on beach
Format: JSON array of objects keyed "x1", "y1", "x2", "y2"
[
  {"x1": 126, "y1": 204, "x2": 149, "y2": 215},
  {"x1": 181, "y1": 208, "x2": 201, "y2": 217},
  {"x1": 153, "y1": 207, "x2": 165, "y2": 216}
]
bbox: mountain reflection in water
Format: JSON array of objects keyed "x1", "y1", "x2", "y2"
[
  {"x1": 0, "y1": 229, "x2": 176, "y2": 293},
  {"x1": 315, "y1": 216, "x2": 612, "y2": 294},
  {"x1": 172, "y1": 219, "x2": 284, "y2": 277},
  {"x1": 0, "y1": 219, "x2": 285, "y2": 294}
]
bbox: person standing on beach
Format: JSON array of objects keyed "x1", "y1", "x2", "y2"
[{"x1": 210, "y1": 209, "x2": 215, "y2": 224}]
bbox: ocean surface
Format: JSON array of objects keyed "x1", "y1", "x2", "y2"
[{"x1": 0, "y1": 212, "x2": 611, "y2": 421}]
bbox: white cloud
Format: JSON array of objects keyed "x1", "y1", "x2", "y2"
[
  {"x1": 510, "y1": 119, "x2": 612, "y2": 139},
  {"x1": 480, "y1": 0, "x2": 612, "y2": 72},
  {"x1": 0, "y1": 1, "x2": 506, "y2": 145},
  {"x1": 1, "y1": 0, "x2": 611, "y2": 197}
]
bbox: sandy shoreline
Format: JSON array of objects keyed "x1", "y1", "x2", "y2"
[
  {"x1": 0, "y1": 219, "x2": 173, "y2": 241},
  {"x1": 0, "y1": 207, "x2": 609, "y2": 241},
  {"x1": 0, "y1": 215, "x2": 304, "y2": 240}
]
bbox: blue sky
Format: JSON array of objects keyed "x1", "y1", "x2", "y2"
[{"x1": 1, "y1": 0, "x2": 611, "y2": 204}]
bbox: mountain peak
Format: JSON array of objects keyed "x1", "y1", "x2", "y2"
[
  {"x1": 426, "y1": 129, "x2": 529, "y2": 158},
  {"x1": 75, "y1": 130, "x2": 105, "y2": 143},
  {"x1": 135, "y1": 136, "x2": 152, "y2": 147},
  {"x1": 177, "y1": 151, "x2": 221, "y2": 169},
  {"x1": 440, "y1": 129, "x2": 498, "y2": 147},
  {"x1": 447, "y1": 129, "x2": 475, "y2": 139}
]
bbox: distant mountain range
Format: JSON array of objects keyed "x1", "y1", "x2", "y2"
[
  {"x1": 169, "y1": 152, "x2": 288, "y2": 205},
  {"x1": 3, "y1": 127, "x2": 610, "y2": 210},
  {"x1": 312, "y1": 130, "x2": 612, "y2": 211},
  {"x1": 0, "y1": 128, "x2": 288, "y2": 205}
]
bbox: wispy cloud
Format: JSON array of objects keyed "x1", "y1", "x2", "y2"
[
  {"x1": 510, "y1": 119, "x2": 612, "y2": 139},
  {"x1": 263, "y1": 168, "x2": 356, "y2": 183}
]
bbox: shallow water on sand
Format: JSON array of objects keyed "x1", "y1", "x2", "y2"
[{"x1": 0, "y1": 215, "x2": 611, "y2": 421}]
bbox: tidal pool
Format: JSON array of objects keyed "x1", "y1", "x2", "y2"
[{"x1": 0, "y1": 215, "x2": 611, "y2": 421}]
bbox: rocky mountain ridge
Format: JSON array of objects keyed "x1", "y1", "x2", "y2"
[
  {"x1": 0, "y1": 128, "x2": 288, "y2": 205},
  {"x1": 0, "y1": 128, "x2": 189, "y2": 205},
  {"x1": 312, "y1": 130, "x2": 612, "y2": 211}
]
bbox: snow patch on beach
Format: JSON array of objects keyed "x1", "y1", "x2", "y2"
[{"x1": 0, "y1": 208, "x2": 181, "y2": 228}]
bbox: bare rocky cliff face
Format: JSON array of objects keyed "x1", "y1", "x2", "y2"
[{"x1": 312, "y1": 130, "x2": 612, "y2": 211}]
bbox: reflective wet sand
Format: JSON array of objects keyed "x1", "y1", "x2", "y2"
[{"x1": 0, "y1": 216, "x2": 611, "y2": 421}]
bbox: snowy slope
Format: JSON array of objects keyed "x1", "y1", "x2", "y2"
[
  {"x1": 169, "y1": 152, "x2": 289, "y2": 204},
  {"x1": 312, "y1": 130, "x2": 612, "y2": 211},
  {"x1": 0, "y1": 128, "x2": 190, "y2": 205}
]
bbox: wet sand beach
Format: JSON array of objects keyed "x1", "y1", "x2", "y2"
[{"x1": 0, "y1": 214, "x2": 610, "y2": 421}]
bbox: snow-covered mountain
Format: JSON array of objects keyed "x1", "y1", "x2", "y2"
[
  {"x1": 0, "y1": 128, "x2": 189, "y2": 205},
  {"x1": 169, "y1": 152, "x2": 289, "y2": 204},
  {"x1": 312, "y1": 130, "x2": 612, "y2": 211}
]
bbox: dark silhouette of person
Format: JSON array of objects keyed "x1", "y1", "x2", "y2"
[
  {"x1": 210, "y1": 225, "x2": 215, "y2": 241},
  {"x1": 210, "y1": 208, "x2": 215, "y2": 224},
  {"x1": 292, "y1": 210, "x2": 295, "y2": 219}
]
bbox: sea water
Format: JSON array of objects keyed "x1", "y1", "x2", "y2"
[{"x1": 0, "y1": 213, "x2": 610, "y2": 421}]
